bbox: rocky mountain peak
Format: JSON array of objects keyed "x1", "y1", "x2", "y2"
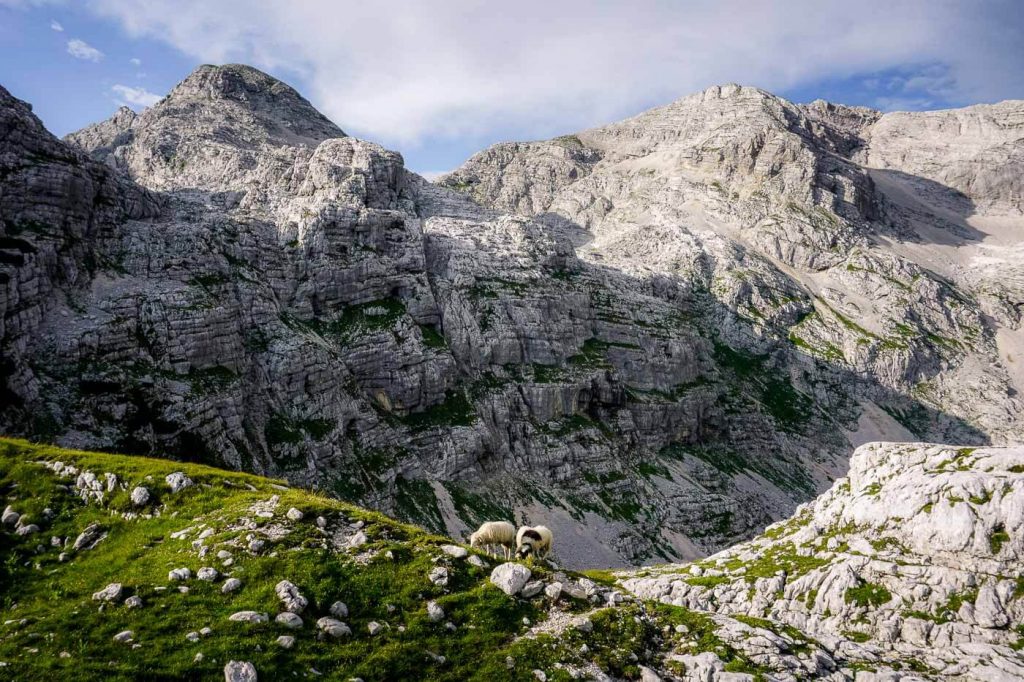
[{"x1": 164, "y1": 63, "x2": 344, "y2": 143}]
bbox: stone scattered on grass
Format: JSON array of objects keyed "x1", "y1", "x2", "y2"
[
  {"x1": 286, "y1": 507, "x2": 304, "y2": 521},
  {"x1": 426, "y1": 601, "x2": 445, "y2": 623},
  {"x1": 275, "y1": 612, "x2": 303, "y2": 629},
  {"x1": 490, "y1": 563, "x2": 531, "y2": 596},
  {"x1": 166, "y1": 472, "x2": 194, "y2": 493},
  {"x1": 428, "y1": 566, "x2": 449, "y2": 587},
  {"x1": 521, "y1": 581, "x2": 544, "y2": 598},
  {"x1": 130, "y1": 486, "x2": 150, "y2": 506},
  {"x1": 316, "y1": 617, "x2": 351, "y2": 638},
  {"x1": 124, "y1": 595, "x2": 143, "y2": 609},
  {"x1": 329, "y1": 601, "x2": 348, "y2": 618},
  {"x1": 367, "y1": 621, "x2": 382, "y2": 636},
  {"x1": 113, "y1": 630, "x2": 133, "y2": 643},
  {"x1": 224, "y1": 660, "x2": 257, "y2": 682},
  {"x1": 168, "y1": 568, "x2": 191, "y2": 581},
  {"x1": 276, "y1": 635, "x2": 295, "y2": 649},
  {"x1": 92, "y1": 583, "x2": 123, "y2": 602},
  {"x1": 275, "y1": 580, "x2": 308, "y2": 613},
  {"x1": 222, "y1": 578, "x2": 242, "y2": 594},
  {"x1": 544, "y1": 582, "x2": 562, "y2": 600},
  {"x1": 197, "y1": 567, "x2": 219, "y2": 581},
  {"x1": 229, "y1": 611, "x2": 269, "y2": 624},
  {"x1": 441, "y1": 544, "x2": 468, "y2": 559}
]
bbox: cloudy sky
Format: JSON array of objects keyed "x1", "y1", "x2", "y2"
[{"x1": 0, "y1": 1, "x2": 1021, "y2": 176}]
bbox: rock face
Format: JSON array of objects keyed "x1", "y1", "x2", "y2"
[
  {"x1": 622, "y1": 441, "x2": 1024, "y2": 680},
  {"x1": 3, "y1": 65, "x2": 1023, "y2": 567}
]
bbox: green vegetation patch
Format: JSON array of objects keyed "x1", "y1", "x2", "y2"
[{"x1": 844, "y1": 581, "x2": 892, "y2": 608}]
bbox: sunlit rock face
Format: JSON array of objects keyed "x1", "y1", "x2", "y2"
[{"x1": 2, "y1": 64, "x2": 1022, "y2": 567}]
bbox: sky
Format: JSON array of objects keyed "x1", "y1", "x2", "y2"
[{"x1": 0, "y1": 1, "x2": 1021, "y2": 177}]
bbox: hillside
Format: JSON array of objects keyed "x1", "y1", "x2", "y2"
[
  {"x1": 0, "y1": 437, "x2": 838, "y2": 681},
  {"x1": 2, "y1": 438, "x2": 1022, "y2": 680}
]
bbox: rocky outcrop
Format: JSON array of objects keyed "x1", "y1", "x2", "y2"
[
  {"x1": 3, "y1": 66, "x2": 1023, "y2": 568},
  {"x1": 622, "y1": 441, "x2": 1024, "y2": 680}
]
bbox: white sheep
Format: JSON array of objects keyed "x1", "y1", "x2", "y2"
[
  {"x1": 515, "y1": 525, "x2": 553, "y2": 560},
  {"x1": 469, "y1": 521, "x2": 516, "y2": 559}
]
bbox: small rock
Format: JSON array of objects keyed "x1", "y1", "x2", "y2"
[
  {"x1": 166, "y1": 472, "x2": 194, "y2": 494},
  {"x1": 229, "y1": 611, "x2": 269, "y2": 624},
  {"x1": 224, "y1": 660, "x2": 257, "y2": 682},
  {"x1": 15, "y1": 524, "x2": 39, "y2": 536},
  {"x1": 533, "y1": 671, "x2": 547, "y2": 682},
  {"x1": 367, "y1": 621, "x2": 382, "y2": 636},
  {"x1": 426, "y1": 601, "x2": 445, "y2": 623},
  {"x1": 441, "y1": 545, "x2": 468, "y2": 559},
  {"x1": 521, "y1": 581, "x2": 544, "y2": 598},
  {"x1": 200, "y1": 627, "x2": 212, "y2": 636},
  {"x1": 222, "y1": 578, "x2": 242, "y2": 594},
  {"x1": 124, "y1": 595, "x2": 143, "y2": 609},
  {"x1": 275, "y1": 580, "x2": 308, "y2": 613},
  {"x1": 2, "y1": 507, "x2": 19, "y2": 526},
  {"x1": 217, "y1": 550, "x2": 233, "y2": 560},
  {"x1": 467, "y1": 555, "x2": 486, "y2": 568},
  {"x1": 348, "y1": 531, "x2": 368, "y2": 548},
  {"x1": 639, "y1": 666, "x2": 662, "y2": 682},
  {"x1": 286, "y1": 508, "x2": 304, "y2": 521},
  {"x1": 316, "y1": 617, "x2": 351, "y2": 638},
  {"x1": 197, "y1": 567, "x2": 219, "y2": 581},
  {"x1": 92, "y1": 583, "x2": 123, "y2": 602},
  {"x1": 316, "y1": 516, "x2": 327, "y2": 529},
  {"x1": 130, "y1": 487, "x2": 150, "y2": 506},
  {"x1": 572, "y1": 617, "x2": 593, "y2": 633},
  {"x1": 275, "y1": 612, "x2": 303, "y2": 629},
  {"x1": 186, "y1": 631, "x2": 200, "y2": 643},
  {"x1": 329, "y1": 601, "x2": 348, "y2": 618},
  {"x1": 276, "y1": 635, "x2": 295, "y2": 649},
  {"x1": 490, "y1": 563, "x2": 531, "y2": 596},
  {"x1": 544, "y1": 582, "x2": 562, "y2": 600},
  {"x1": 168, "y1": 568, "x2": 191, "y2": 581},
  {"x1": 72, "y1": 523, "x2": 104, "y2": 551},
  {"x1": 428, "y1": 566, "x2": 449, "y2": 586},
  {"x1": 248, "y1": 539, "x2": 265, "y2": 553},
  {"x1": 674, "y1": 624, "x2": 689, "y2": 634},
  {"x1": 113, "y1": 630, "x2": 133, "y2": 643}
]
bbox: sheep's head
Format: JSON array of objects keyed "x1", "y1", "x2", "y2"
[{"x1": 516, "y1": 543, "x2": 534, "y2": 559}]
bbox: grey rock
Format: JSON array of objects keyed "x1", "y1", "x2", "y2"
[
  {"x1": 168, "y1": 568, "x2": 191, "y2": 581},
  {"x1": 274, "y1": 580, "x2": 308, "y2": 613},
  {"x1": 130, "y1": 487, "x2": 150, "y2": 506},
  {"x1": 221, "y1": 578, "x2": 242, "y2": 593},
  {"x1": 489, "y1": 563, "x2": 531, "y2": 596},
  {"x1": 124, "y1": 595, "x2": 143, "y2": 609},
  {"x1": 228, "y1": 611, "x2": 268, "y2": 624},
  {"x1": 224, "y1": 660, "x2": 257, "y2": 682},
  {"x1": 165, "y1": 472, "x2": 194, "y2": 493},
  {"x1": 113, "y1": 630, "x2": 133, "y2": 643},
  {"x1": 196, "y1": 567, "x2": 219, "y2": 581},
  {"x1": 275, "y1": 635, "x2": 295, "y2": 649},
  {"x1": 275, "y1": 612, "x2": 303, "y2": 629},
  {"x1": 316, "y1": 617, "x2": 351, "y2": 638},
  {"x1": 92, "y1": 583, "x2": 123, "y2": 602},
  {"x1": 426, "y1": 601, "x2": 445, "y2": 623},
  {"x1": 329, "y1": 601, "x2": 348, "y2": 618}
]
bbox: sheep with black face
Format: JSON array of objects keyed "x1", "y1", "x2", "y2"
[{"x1": 515, "y1": 525, "x2": 552, "y2": 560}]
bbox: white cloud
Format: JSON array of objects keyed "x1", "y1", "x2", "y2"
[
  {"x1": 417, "y1": 170, "x2": 449, "y2": 182},
  {"x1": 66, "y1": 38, "x2": 103, "y2": 62},
  {"x1": 49, "y1": 19, "x2": 63, "y2": 31},
  {"x1": 130, "y1": 57, "x2": 141, "y2": 66},
  {"x1": 112, "y1": 84, "x2": 161, "y2": 107},
  {"x1": 84, "y1": 1, "x2": 1024, "y2": 145}
]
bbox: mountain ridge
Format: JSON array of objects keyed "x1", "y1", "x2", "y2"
[{"x1": 2, "y1": 63, "x2": 1022, "y2": 570}]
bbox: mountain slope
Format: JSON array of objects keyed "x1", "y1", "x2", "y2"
[
  {"x1": 3, "y1": 438, "x2": 1021, "y2": 680},
  {"x1": 3, "y1": 67, "x2": 1022, "y2": 568},
  {"x1": 622, "y1": 441, "x2": 1024, "y2": 680},
  {"x1": 0, "y1": 437, "x2": 841, "y2": 681}
]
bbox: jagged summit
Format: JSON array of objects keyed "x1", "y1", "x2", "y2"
[
  {"x1": 65, "y1": 62, "x2": 347, "y2": 191},
  {"x1": 165, "y1": 63, "x2": 345, "y2": 142}
]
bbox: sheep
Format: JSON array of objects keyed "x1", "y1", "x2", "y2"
[
  {"x1": 515, "y1": 525, "x2": 553, "y2": 560},
  {"x1": 469, "y1": 521, "x2": 516, "y2": 559}
]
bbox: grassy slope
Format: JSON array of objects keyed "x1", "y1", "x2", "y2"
[{"x1": 0, "y1": 438, "x2": 773, "y2": 681}]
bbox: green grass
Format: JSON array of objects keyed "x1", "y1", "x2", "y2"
[
  {"x1": 844, "y1": 582, "x2": 892, "y2": 608},
  {"x1": 0, "y1": 437, "x2": 801, "y2": 682}
]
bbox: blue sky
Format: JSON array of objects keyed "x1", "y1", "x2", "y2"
[{"x1": 1, "y1": 1, "x2": 1021, "y2": 177}]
